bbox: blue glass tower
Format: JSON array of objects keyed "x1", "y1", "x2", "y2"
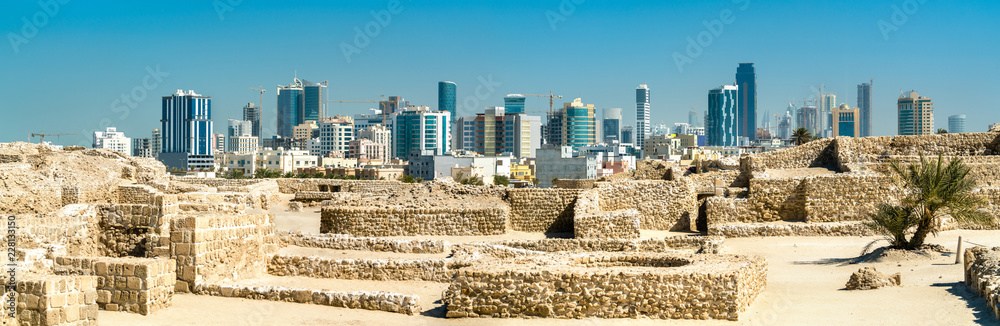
[
  {"x1": 160, "y1": 89, "x2": 214, "y2": 170},
  {"x1": 504, "y1": 94, "x2": 526, "y2": 114},
  {"x1": 300, "y1": 79, "x2": 327, "y2": 123},
  {"x1": 276, "y1": 83, "x2": 301, "y2": 138},
  {"x1": 736, "y1": 63, "x2": 757, "y2": 141},
  {"x1": 438, "y1": 81, "x2": 457, "y2": 116},
  {"x1": 706, "y1": 85, "x2": 739, "y2": 147}
]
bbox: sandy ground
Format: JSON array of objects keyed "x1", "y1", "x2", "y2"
[{"x1": 100, "y1": 198, "x2": 1000, "y2": 325}]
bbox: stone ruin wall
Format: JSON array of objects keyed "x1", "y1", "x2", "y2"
[
  {"x1": 488, "y1": 236, "x2": 723, "y2": 254},
  {"x1": 963, "y1": 246, "x2": 1000, "y2": 321},
  {"x1": 268, "y1": 255, "x2": 452, "y2": 282},
  {"x1": 53, "y1": 257, "x2": 175, "y2": 315},
  {"x1": 595, "y1": 180, "x2": 697, "y2": 231},
  {"x1": 573, "y1": 188, "x2": 640, "y2": 239},
  {"x1": 552, "y1": 179, "x2": 596, "y2": 189},
  {"x1": 803, "y1": 173, "x2": 901, "y2": 223},
  {"x1": 191, "y1": 283, "x2": 421, "y2": 315},
  {"x1": 506, "y1": 189, "x2": 582, "y2": 233},
  {"x1": 320, "y1": 206, "x2": 509, "y2": 237},
  {"x1": 277, "y1": 231, "x2": 449, "y2": 254},
  {"x1": 745, "y1": 138, "x2": 837, "y2": 172},
  {"x1": 275, "y1": 179, "x2": 407, "y2": 194},
  {"x1": 15, "y1": 275, "x2": 99, "y2": 326},
  {"x1": 170, "y1": 213, "x2": 278, "y2": 292}
]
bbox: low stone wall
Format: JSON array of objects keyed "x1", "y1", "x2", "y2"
[
  {"x1": 275, "y1": 179, "x2": 405, "y2": 194},
  {"x1": 170, "y1": 213, "x2": 278, "y2": 292},
  {"x1": 320, "y1": 206, "x2": 509, "y2": 236},
  {"x1": 595, "y1": 180, "x2": 697, "y2": 230},
  {"x1": 489, "y1": 236, "x2": 723, "y2": 254},
  {"x1": 293, "y1": 191, "x2": 338, "y2": 204},
  {"x1": 746, "y1": 138, "x2": 836, "y2": 172},
  {"x1": 192, "y1": 283, "x2": 421, "y2": 315},
  {"x1": 964, "y1": 246, "x2": 1000, "y2": 321},
  {"x1": 268, "y1": 255, "x2": 452, "y2": 282},
  {"x1": 277, "y1": 232, "x2": 448, "y2": 254},
  {"x1": 444, "y1": 252, "x2": 767, "y2": 320},
  {"x1": 53, "y1": 257, "x2": 175, "y2": 315},
  {"x1": 507, "y1": 189, "x2": 582, "y2": 233},
  {"x1": 803, "y1": 173, "x2": 900, "y2": 223},
  {"x1": 708, "y1": 221, "x2": 875, "y2": 237},
  {"x1": 16, "y1": 275, "x2": 99, "y2": 326},
  {"x1": 574, "y1": 189, "x2": 640, "y2": 239},
  {"x1": 552, "y1": 179, "x2": 596, "y2": 189}
]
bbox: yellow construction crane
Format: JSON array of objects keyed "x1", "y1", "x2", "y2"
[
  {"x1": 30, "y1": 132, "x2": 78, "y2": 144},
  {"x1": 522, "y1": 91, "x2": 563, "y2": 114},
  {"x1": 249, "y1": 86, "x2": 266, "y2": 108}
]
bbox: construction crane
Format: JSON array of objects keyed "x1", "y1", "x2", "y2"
[
  {"x1": 327, "y1": 96, "x2": 387, "y2": 123},
  {"x1": 31, "y1": 132, "x2": 78, "y2": 144},
  {"x1": 249, "y1": 86, "x2": 266, "y2": 108},
  {"x1": 522, "y1": 92, "x2": 563, "y2": 114}
]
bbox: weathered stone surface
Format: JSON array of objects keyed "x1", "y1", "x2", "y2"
[
  {"x1": 845, "y1": 267, "x2": 901, "y2": 290},
  {"x1": 964, "y1": 246, "x2": 1000, "y2": 320}
]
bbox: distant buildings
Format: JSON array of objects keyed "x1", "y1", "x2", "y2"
[
  {"x1": 160, "y1": 89, "x2": 214, "y2": 170},
  {"x1": 503, "y1": 94, "x2": 526, "y2": 114},
  {"x1": 561, "y1": 98, "x2": 597, "y2": 150},
  {"x1": 213, "y1": 133, "x2": 225, "y2": 154},
  {"x1": 545, "y1": 111, "x2": 564, "y2": 146},
  {"x1": 897, "y1": 91, "x2": 933, "y2": 136},
  {"x1": 635, "y1": 84, "x2": 650, "y2": 150},
  {"x1": 688, "y1": 108, "x2": 699, "y2": 127},
  {"x1": 821, "y1": 93, "x2": 837, "y2": 135},
  {"x1": 832, "y1": 103, "x2": 860, "y2": 137},
  {"x1": 319, "y1": 116, "x2": 355, "y2": 157},
  {"x1": 348, "y1": 138, "x2": 388, "y2": 161},
  {"x1": 736, "y1": 63, "x2": 757, "y2": 141},
  {"x1": 277, "y1": 78, "x2": 327, "y2": 138},
  {"x1": 93, "y1": 127, "x2": 131, "y2": 155},
  {"x1": 797, "y1": 106, "x2": 819, "y2": 136},
  {"x1": 858, "y1": 80, "x2": 873, "y2": 137},
  {"x1": 390, "y1": 106, "x2": 451, "y2": 158},
  {"x1": 293, "y1": 121, "x2": 319, "y2": 141},
  {"x1": 357, "y1": 124, "x2": 391, "y2": 149},
  {"x1": 151, "y1": 129, "x2": 161, "y2": 159},
  {"x1": 949, "y1": 114, "x2": 966, "y2": 133},
  {"x1": 602, "y1": 108, "x2": 622, "y2": 144},
  {"x1": 776, "y1": 112, "x2": 792, "y2": 140},
  {"x1": 461, "y1": 107, "x2": 541, "y2": 158},
  {"x1": 621, "y1": 126, "x2": 634, "y2": 144},
  {"x1": 380, "y1": 96, "x2": 407, "y2": 115},
  {"x1": 243, "y1": 103, "x2": 262, "y2": 143},
  {"x1": 227, "y1": 119, "x2": 257, "y2": 154},
  {"x1": 706, "y1": 85, "x2": 739, "y2": 147},
  {"x1": 535, "y1": 146, "x2": 596, "y2": 188},
  {"x1": 132, "y1": 138, "x2": 152, "y2": 158},
  {"x1": 438, "y1": 81, "x2": 457, "y2": 116}
]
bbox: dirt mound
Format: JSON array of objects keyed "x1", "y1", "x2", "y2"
[
  {"x1": 855, "y1": 244, "x2": 947, "y2": 264},
  {"x1": 845, "y1": 267, "x2": 901, "y2": 290}
]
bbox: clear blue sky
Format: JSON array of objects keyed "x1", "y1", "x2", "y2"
[{"x1": 2, "y1": 0, "x2": 998, "y2": 146}]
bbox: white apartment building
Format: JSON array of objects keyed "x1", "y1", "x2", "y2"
[{"x1": 93, "y1": 127, "x2": 132, "y2": 155}]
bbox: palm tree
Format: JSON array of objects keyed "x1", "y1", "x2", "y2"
[
  {"x1": 791, "y1": 127, "x2": 812, "y2": 145},
  {"x1": 936, "y1": 128, "x2": 948, "y2": 134},
  {"x1": 872, "y1": 154, "x2": 988, "y2": 249}
]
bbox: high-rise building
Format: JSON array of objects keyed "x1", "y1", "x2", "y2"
[
  {"x1": 389, "y1": 106, "x2": 450, "y2": 158},
  {"x1": 293, "y1": 121, "x2": 319, "y2": 140},
  {"x1": 93, "y1": 127, "x2": 132, "y2": 155},
  {"x1": 469, "y1": 107, "x2": 541, "y2": 158},
  {"x1": 356, "y1": 124, "x2": 391, "y2": 160},
  {"x1": 858, "y1": 80, "x2": 873, "y2": 137},
  {"x1": 454, "y1": 116, "x2": 476, "y2": 152},
  {"x1": 821, "y1": 94, "x2": 837, "y2": 130},
  {"x1": 504, "y1": 94, "x2": 526, "y2": 114},
  {"x1": 228, "y1": 119, "x2": 253, "y2": 138},
  {"x1": 213, "y1": 133, "x2": 225, "y2": 154},
  {"x1": 635, "y1": 84, "x2": 650, "y2": 149},
  {"x1": 562, "y1": 98, "x2": 597, "y2": 150},
  {"x1": 621, "y1": 126, "x2": 634, "y2": 144},
  {"x1": 319, "y1": 116, "x2": 355, "y2": 157},
  {"x1": 300, "y1": 79, "x2": 327, "y2": 124},
  {"x1": 151, "y1": 129, "x2": 161, "y2": 159},
  {"x1": 897, "y1": 91, "x2": 933, "y2": 136},
  {"x1": 243, "y1": 103, "x2": 262, "y2": 143},
  {"x1": 227, "y1": 119, "x2": 256, "y2": 154},
  {"x1": 379, "y1": 96, "x2": 408, "y2": 115},
  {"x1": 602, "y1": 108, "x2": 622, "y2": 144},
  {"x1": 736, "y1": 63, "x2": 757, "y2": 141},
  {"x1": 132, "y1": 138, "x2": 151, "y2": 158},
  {"x1": 777, "y1": 113, "x2": 792, "y2": 140},
  {"x1": 832, "y1": 104, "x2": 860, "y2": 137},
  {"x1": 688, "y1": 108, "x2": 699, "y2": 127},
  {"x1": 706, "y1": 85, "x2": 740, "y2": 147},
  {"x1": 160, "y1": 89, "x2": 214, "y2": 170},
  {"x1": 949, "y1": 114, "x2": 967, "y2": 133},
  {"x1": 276, "y1": 81, "x2": 302, "y2": 138},
  {"x1": 545, "y1": 111, "x2": 564, "y2": 146},
  {"x1": 797, "y1": 106, "x2": 819, "y2": 136},
  {"x1": 438, "y1": 81, "x2": 457, "y2": 116}
]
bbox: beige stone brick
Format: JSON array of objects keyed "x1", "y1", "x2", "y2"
[
  {"x1": 94, "y1": 262, "x2": 108, "y2": 276},
  {"x1": 48, "y1": 294, "x2": 66, "y2": 308},
  {"x1": 63, "y1": 304, "x2": 79, "y2": 322},
  {"x1": 96, "y1": 290, "x2": 111, "y2": 304}
]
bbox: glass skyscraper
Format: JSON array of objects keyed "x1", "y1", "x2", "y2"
[
  {"x1": 602, "y1": 108, "x2": 622, "y2": 144},
  {"x1": 858, "y1": 81, "x2": 873, "y2": 137},
  {"x1": 160, "y1": 89, "x2": 214, "y2": 170},
  {"x1": 706, "y1": 85, "x2": 739, "y2": 147},
  {"x1": 949, "y1": 114, "x2": 966, "y2": 133},
  {"x1": 736, "y1": 63, "x2": 757, "y2": 141},
  {"x1": 561, "y1": 98, "x2": 596, "y2": 150},
  {"x1": 504, "y1": 94, "x2": 526, "y2": 114},
  {"x1": 300, "y1": 79, "x2": 327, "y2": 124},
  {"x1": 243, "y1": 102, "x2": 261, "y2": 143},
  {"x1": 635, "y1": 84, "x2": 650, "y2": 150},
  {"x1": 277, "y1": 78, "x2": 327, "y2": 138},
  {"x1": 438, "y1": 81, "x2": 457, "y2": 116}
]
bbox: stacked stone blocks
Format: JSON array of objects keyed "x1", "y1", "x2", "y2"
[{"x1": 53, "y1": 257, "x2": 175, "y2": 315}]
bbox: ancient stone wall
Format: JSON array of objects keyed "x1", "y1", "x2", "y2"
[
  {"x1": 170, "y1": 213, "x2": 278, "y2": 292},
  {"x1": 275, "y1": 179, "x2": 406, "y2": 194},
  {"x1": 53, "y1": 257, "x2": 175, "y2": 315},
  {"x1": 507, "y1": 189, "x2": 582, "y2": 233},
  {"x1": 192, "y1": 283, "x2": 420, "y2": 315},
  {"x1": 803, "y1": 174, "x2": 900, "y2": 223},
  {"x1": 707, "y1": 222, "x2": 876, "y2": 237},
  {"x1": 745, "y1": 138, "x2": 836, "y2": 172},
  {"x1": 277, "y1": 232, "x2": 448, "y2": 254},
  {"x1": 268, "y1": 255, "x2": 452, "y2": 282},
  {"x1": 595, "y1": 180, "x2": 697, "y2": 230},
  {"x1": 15, "y1": 275, "x2": 98, "y2": 326},
  {"x1": 964, "y1": 246, "x2": 1000, "y2": 320},
  {"x1": 552, "y1": 179, "x2": 596, "y2": 189},
  {"x1": 573, "y1": 189, "x2": 640, "y2": 239},
  {"x1": 487, "y1": 236, "x2": 723, "y2": 254},
  {"x1": 321, "y1": 206, "x2": 509, "y2": 236}
]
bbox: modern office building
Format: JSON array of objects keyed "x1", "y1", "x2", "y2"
[
  {"x1": 301, "y1": 79, "x2": 327, "y2": 123},
  {"x1": 545, "y1": 111, "x2": 564, "y2": 146},
  {"x1": 562, "y1": 98, "x2": 597, "y2": 150},
  {"x1": 228, "y1": 119, "x2": 253, "y2": 138},
  {"x1": 621, "y1": 126, "x2": 634, "y2": 144},
  {"x1": 706, "y1": 85, "x2": 740, "y2": 147},
  {"x1": 151, "y1": 129, "x2": 161, "y2": 159},
  {"x1": 454, "y1": 116, "x2": 476, "y2": 152},
  {"x1": 797, "y1": 106, "x2": 820, "y2": 136},
  {"x1": 438, "y1": 81, "x2": 457, "y2": 116},
  {"x1": 389, "y1": 106, "x2": 450, "y2": 158},
  {"x1": 736, "y1": 63, "x2": 757, "y2": 141},
  {"x1": 897, "y1": 91, "x2": 933, "y2": 136},
  {"x1": 132, "y1": 138, "x2": 152, "y2": 158},
  {"x1": 243, "y1": 103, "x2": 262, "y2": 142},
  {"x1": 688, "y1": 108, "x2": 699, "y2": 127},
  {"x1": 949, "y1": 114, "x2": 966, "y2": 133},
  {"x1": 832, "y1": 104, "x2": 860, "y2": 137},
  {"x1": 293, "y1": 121, "x2": 319, "y2": 140},
  {"x1": 379, "y1": 96, "x2": 408, "y2": 115},
  {"x1": 602, "y1": 108, "x2": 622, "y2": 144},
  {"x1": 504, "y1": 94, "x2": 526, "y2": 114},
  {"x1": 777, "y1": 112, "x2": 792, "y2": 140},
  {"x1": 160, "y1": 89, "x2": 214, "y2": 170},
  {"x1": 227, "y1": 119, "x2": 256, "y2": 154},
  {"x1": 469, "y1": 107, "x2": 541, "y2": 158},
  {"x1": 276, "y1": 81, "x2": 302, "y2": 138},
  {"x1": 93, "y1": 127, "x2": 132, "y2": 155},
  {"x1": 213, "y1": 133, "x2": 226, "y2": 154},
  {"x1": 821, "y1": 94, "x2": 837, "y2": 130},
  {"x1": 635, "y1": 84, "x2": 650, "y2": 149},
  {"x1": 858, "y1": 80, "x2": 873, "y2": 137},
  {"x1": 319, "y1": 116, "x2": 355, "y2": 157}
]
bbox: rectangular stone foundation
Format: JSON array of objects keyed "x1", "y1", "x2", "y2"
[
  {"x1": 964, "y1": 246, "x2": 1000, "y2": 321},
  {"x1": 15, "y1": 275, "x2": 98, "y2": 326},
  {"x1": 54, "y1": 257, "x2": 175, "y2": 315}
]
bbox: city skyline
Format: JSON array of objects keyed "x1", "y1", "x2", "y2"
[{"x1": 2, "y1": 1, "x2": 998, "y2": 146}]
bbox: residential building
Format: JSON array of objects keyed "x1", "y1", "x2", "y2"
[
  {"x1": 222, "y1": 149, "x2": 318, "y2": 175},
  {"x1": 858, "y1": 80, "x2": 873, "y2": 137},
  {"x1": 319, "y1": 116, "x2": 354, "y2": 157},
  {"x1": 213, "y1": 133, "x2": 225, "y2": 154},
  {"x1": 602, "y1": 108, "x2": 622, "y2": 144},
  {"x1": 510, "y1": 160, "x2": 535, "y2": 183},
  {"x1": 243, "y1": 102, "x2": 262, "y2": 144},
  {"x1": 389, "y1": 106, "x2": 451, "y2": 158},
  {"x1": 736, "y1": 63, "x2": 757, "y2": 141},
  {"x1": 504, "y1": 94, "x2": 526, "y2": 114},
  {"x1": 673, "y1": 123, "x2": 704, "y2": 136},
  {"x1": 949, "y1": 114, "x2": 966, "y2": 133},
  {"x1": 348, "y1": 138, "x2": 388, "y2": 161},
  {"x1": 454, "y1": 116, "x2": 476, "y2": 152},
  {"x1": 151, "y1": 129, "x2": 161, "y2": 159},
  {"x1": 93, "y1": 127, "x2": 131, "y2": 155},
  {"x1": 160, "y1": 89, "x2": 214, "y2": 170},
  {"x1": 832, "y1": 103, "x2": 860, "y2": 138},
  {"x1": 438, "y1": 81, "x2": 457, "y2": 116},
  {"x1": 228, "y1": 135, "x2": 258, "y2": 154},
  {"x1": 132, "y1": 138, "x2": 151, "y2": 158},
  {"x1": 406, "y1": 152, "x2": 478, "y2": 181},
  {"x1": 357, "y1": 124, "x2": 391, "y2": 155},
  {"x1": 636, "y1": 84, "x2": 650, "y2": 149},
  {"x1": 469, "y1": 107, "x2": 541, "y2": 158},
  {"x1": 535, "y1": 146, "x2": 597, "y2": 188},
  {"x1": 897, "y1": 91, "x2": 933, "y2": 136},
  {"x1": 706, "y1": 85, "x2": 739, "y2": 147},
  {"x1": 561, "y1": 98, "x2": 596, "y2": 150}
]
